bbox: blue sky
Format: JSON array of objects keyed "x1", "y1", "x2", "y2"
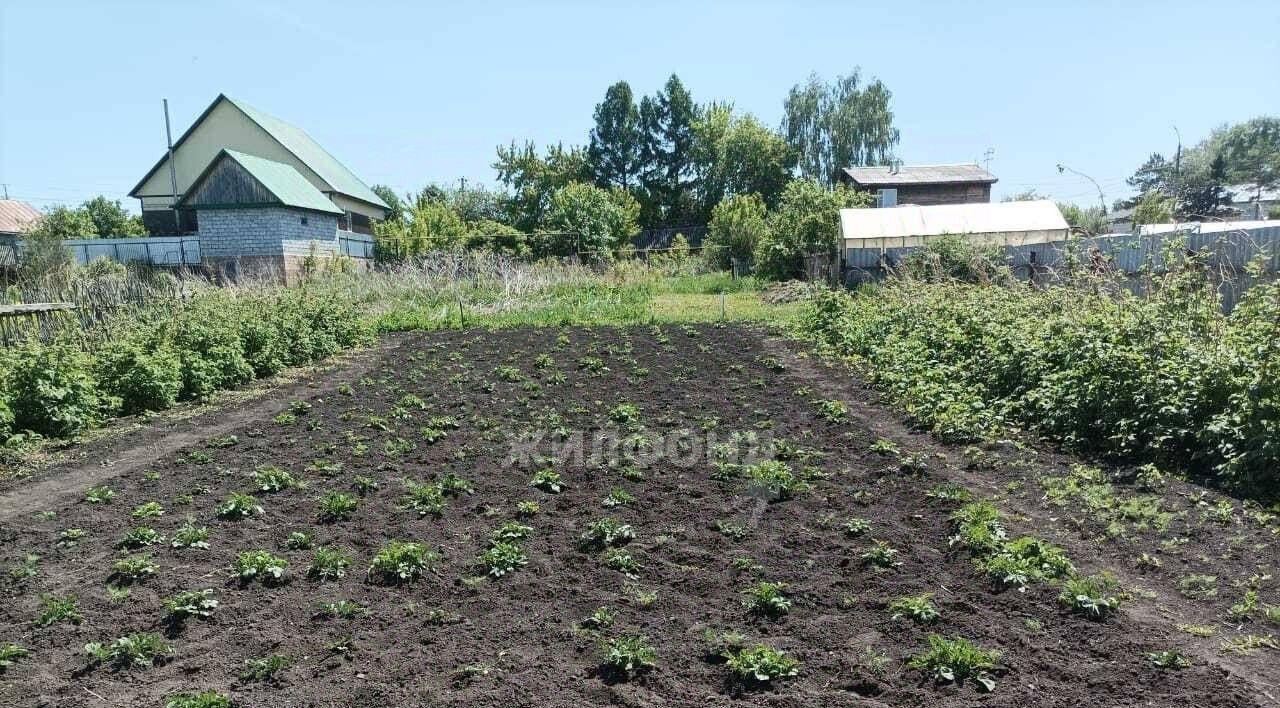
[{"x1": 1, "y1": 1, "x2": 1277, "y2": 214}]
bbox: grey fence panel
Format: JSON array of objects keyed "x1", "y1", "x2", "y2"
[
  {"x1": 339, "y1": 233, "x2": 375, "y2": 260},
  {"x1": 56, "y1": 237, "x2": 202, "y2": 266}
]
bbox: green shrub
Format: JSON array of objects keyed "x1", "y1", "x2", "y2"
[
  {"x1": 796, "y1": 274, "x2": 1280, "y2": 492},
  {"x1": 94, "y1": 340, "x2": 182, "y2": 415},
  {"x1": 169, "y1": 295, "x2": 255, "y2": 401},
  {"x1": 4, "y1": 340, "x2": 99, "y2": 436}
]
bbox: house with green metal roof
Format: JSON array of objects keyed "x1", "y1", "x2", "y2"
[
  {"x1": 129, "y1": 94, "x2": 388, "y2": 235},
  {"x1": 174, "y1": 148, "x2": 367, "y2": 281}
]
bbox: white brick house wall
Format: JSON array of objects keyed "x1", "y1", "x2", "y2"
[{"x1": 196, "y1": 207, "x2": 339, "y2": 260}]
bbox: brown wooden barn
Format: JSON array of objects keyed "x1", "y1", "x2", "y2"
[{"x1": 839, "y1": 163, "x2": 997, "y2": 207}]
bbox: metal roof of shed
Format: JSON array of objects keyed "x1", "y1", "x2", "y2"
[
  {"x1": 841, "y1": 163, "x2": 997, "y2": 186},
  {"x1": 0, "y1": 200, "x2": 41, "y2": 234},
  {"x1": 180, "y1": 149, "x2": 344, "y2": 215},
  {"x1": 841, "y1": 200, "x2": 1067, "y2": 242}
]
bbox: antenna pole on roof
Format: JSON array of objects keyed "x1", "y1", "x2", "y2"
[{"x1": 164, "y1": 99, "x2": 181, "y2": 231}]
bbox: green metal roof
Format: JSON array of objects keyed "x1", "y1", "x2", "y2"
[
  {"x1": 130, "y1": 94, "x2": 389, "y2": 212},
  {"x1": 182, "y1": 150, "x2": 344, "y2": 214},
  {"x1": 224, "y1": 96, "x2": 389, "y2": 210}
]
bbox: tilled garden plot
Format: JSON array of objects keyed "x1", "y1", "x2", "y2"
[{"x1": 0, "y1": 324, "x2": 1270, "y2": 707}]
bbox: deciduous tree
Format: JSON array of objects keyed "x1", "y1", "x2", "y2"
[{"x1": 782, "y1": 70, "x2": 899, "y2": 185}]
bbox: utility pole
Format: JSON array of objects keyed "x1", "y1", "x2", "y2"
[
  {"x1": 1172, "y1": 125, "x2": 1182, "y2": 225},
  {"x1": 164, "y1": 99, "x2": 180, "y2": 231},
  {"x1": 1057, "y1": 163, "x2": 1108, "y2": 215}
]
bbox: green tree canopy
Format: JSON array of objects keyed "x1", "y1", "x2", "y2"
[
  {"x1": 639, "y1": 74, "x2": 700, "y2": 227},
  {"x1": 24, "y1": 205, "x2": 97, "y2": 240},
  {"x1": 754, "y1": 179, "x2": 869, "y2": 281},
  {"x1": 1215, "y1": 117, "x2": 1280, "y2": 199},
  {"x1": 81, "y1": 197, "x2": 145, "y2": 237},
  {"x1": 543, "y1": 182, "x2": 640, "y2": 258},
  {"x1": 703, "y1": 193, "x2": 768, "y2": 270},
  {"x1": 493, "y1": 141, "x2": 589, "y2": 233},
  {"x1": 371, "y1": 184, "x2": 407, "y2": 223},
  {"x1": 782, "y1": 69, "x2": 899, "y2": 185},
  {"x1": 693, "y1": 104, "x2": 796, "y2": 222},
  {"x1": 587, "y1": 81, "x2": 642, "y2": 191}
]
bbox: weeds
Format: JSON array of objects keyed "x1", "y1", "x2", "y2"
[
  {"x1": 402, "y1": 480, "x2": 445, "y2": 516},
  {"x1": 0, "y1": 644, "x2": 30, "y2": 669},
  {"x1": 164, "y1": 692, "x2": 231, "y2": 708},
  {"x1": 316, "y1": 600, "x2": 367, "y2": 619},
  {"x1": 36, "y1": 594, "x2": 82, "y2": 626},
  {"x1": 241, "y1": 653, "x2": 291, "y2": 682},
  {"x1": 318, "y1": 489, "x2": 360, "y2": 521},
  {"x1": 111, "y1": 553, "x2": 159, "y2": 583},
  {"x1": 743, "y1": 460, "x2": 809, "y2": 500}
]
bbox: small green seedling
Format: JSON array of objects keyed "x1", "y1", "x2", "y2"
[
  {"x1": 723, "y1": 644, "x2": 799, "y2": 684},
  {"x1": 909, "y1": 634, "x2": 999, "y2": 693},
  {"x1": 601, "y1": 635, "x2": 656, "y2": 675},
  {"x1": 233, "y1": 550, "x2": 288, "y2": 583},
  {"x1": 743, "y1": 581, "x2": 792, "y2": 617},
  {"x1": 164, "y1": 589, "x2": 218, "y2": 620}
]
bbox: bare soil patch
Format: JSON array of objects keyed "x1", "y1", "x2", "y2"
[{"x1": 0, "y1": 324, "x2": 1272, "y2": 707}]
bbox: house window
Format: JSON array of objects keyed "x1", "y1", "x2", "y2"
[
  {"x1": 877, "y1": 188, "x2": 898, "y2": 207},
  {"x1": 337, "y1": 211, "x2": 352, "y2": 231},
  {"x1": 300, "y1": 215, "x2": 309, "y2": 226}
]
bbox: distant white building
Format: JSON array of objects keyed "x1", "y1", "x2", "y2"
[
  {"x1": 1226, "y1": 184, "x2": 1279, "y2": 220},
  {"x1": 840, "y1": 199, "x2": 1069, "y2": 253}
]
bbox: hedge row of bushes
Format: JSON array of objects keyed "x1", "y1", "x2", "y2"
[
  {"x1": 796, "y1": 271, "x2": 1280, "y2": 494},
  {"x1": 0, "y1": 287, "x2": 372, "y2": 442}
]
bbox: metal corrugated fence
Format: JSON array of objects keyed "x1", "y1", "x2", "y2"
[{"x1": 60, "y1": 237, "x2": 202, "y2": 266}]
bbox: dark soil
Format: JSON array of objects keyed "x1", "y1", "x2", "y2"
[{"x1": 0, "y1": 324, "x2": 1274, "y2": 707}]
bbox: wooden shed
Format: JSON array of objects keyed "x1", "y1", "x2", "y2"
[{"x1": 840, "y1": 164, "x2": 997, "y2": 207}]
